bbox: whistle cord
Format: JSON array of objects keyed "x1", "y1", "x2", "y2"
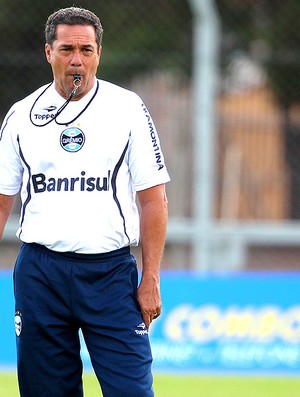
[{"x1": 29, "y1": 80, "x2": 99, "y2": 127}]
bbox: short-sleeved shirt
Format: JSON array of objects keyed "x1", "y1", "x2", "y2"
[{"x1": 0, "y1": 79, "x2": 170, "y2": 253}]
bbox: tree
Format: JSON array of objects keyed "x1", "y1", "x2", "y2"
[
  {"x1": 216, "y1": 0, "x2": 300, "y2": 219},
  {"x1": 264, "y1": 1, "x2": 300, "y2": 219}
]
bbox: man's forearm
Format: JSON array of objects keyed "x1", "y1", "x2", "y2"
[
  {"x1": 137, "y1": 184, "x2": 168, "y2": 328},
  {"x1": 0, "y1": 194, "x2": 15, "y2": 240},
  {"x1": 140, "y1": 198, "x2": 168, "y2": 278}
]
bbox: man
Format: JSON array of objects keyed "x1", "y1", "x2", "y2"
[{"x1": 0, "y1": 6, "x2": 170, "y2": 397}]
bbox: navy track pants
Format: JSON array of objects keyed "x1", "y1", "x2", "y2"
[{"x1": 13, "y1": 243, "x2": 154, "y2": 397}]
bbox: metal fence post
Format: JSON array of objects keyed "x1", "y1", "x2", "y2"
[{"x1": 189, "y1": 0, "x2": 220, "y2": 270}]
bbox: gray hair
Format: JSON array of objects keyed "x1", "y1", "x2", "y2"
[{"x1": 45, "y1": 7, "x2": 103, "y2": 49}]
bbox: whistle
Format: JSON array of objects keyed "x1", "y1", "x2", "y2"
[
  {"x1": 70, "y1": 74, "x2": 82, "y2": 98},
  {"x1": 73, "y1": 74, "x2": 81, "y2": 82}
]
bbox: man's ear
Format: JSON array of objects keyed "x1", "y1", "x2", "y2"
[
  {"x1": 45, "y1": 43, "x2": 52, "y2": 63},
  {"x1": 97, "y1": 45, "x2": 102, "y2": 62}
]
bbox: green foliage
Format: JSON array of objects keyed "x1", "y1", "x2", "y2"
[
  {"x1": 97, "y1": 0, "x2": 192, "y2": 82},
  {"x1": 215, "y1": 0, "x2": 257, "y2": 48},
  {"x1": 216, "y1": 0, "x2": 300, "y2": 107},
  {"x1": 0, "y1": 0, "x2": 192, "y2": 116},
  {"x1": 264, "y1": 1, "x2": 300, "y2": 106}
]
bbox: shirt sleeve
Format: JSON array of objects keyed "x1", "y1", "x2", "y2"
[
  {"x1": 0, "y1": 106, "x2": 23, "y2": 195},
  {"x1": 127, "y1": 93, "x2": 171, "y2": 191}
]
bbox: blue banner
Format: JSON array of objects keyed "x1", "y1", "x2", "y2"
[
  {"x1": 0, "y1": 271, "x2": 16, "y2": 368},
  {"x1": 1, "y1": 270, "x2": 300, "y2": 372},
  {"x1": 149, "y1": 272, "x2": 300, "y2": 372}
]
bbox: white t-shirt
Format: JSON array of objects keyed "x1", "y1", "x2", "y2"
[{"x1": 0, "y1": 79, "x2": 170, "y2": 253}]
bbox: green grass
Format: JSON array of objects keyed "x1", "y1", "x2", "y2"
[{"x1": 1, "y1": 372, "x2": 300, "y2": 397}]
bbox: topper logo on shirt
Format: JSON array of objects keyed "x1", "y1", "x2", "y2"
[{"x1": 60, "y1": 127, "x2": 85, "y2": 152}]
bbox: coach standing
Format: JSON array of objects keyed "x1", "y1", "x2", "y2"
[{"x1": 0, "y1": 6, "x2": 170, "y2": 397}]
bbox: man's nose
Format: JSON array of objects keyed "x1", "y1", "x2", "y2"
[{"x1": 70, "y1": 50, "x2": 82, "y2": 66}]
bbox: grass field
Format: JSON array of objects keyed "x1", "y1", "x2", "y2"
[{"x1": 1, "y1": 372, "x2": 300, "y2": 397}]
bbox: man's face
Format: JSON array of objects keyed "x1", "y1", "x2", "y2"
[{"x1": 45, "y1": 24, "x2": 101, "y2": 100}]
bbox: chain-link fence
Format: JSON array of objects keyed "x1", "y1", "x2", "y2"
[
  {"x1": 2, "y1": 0, "x2": 300, "y2": 269},
  {"x1": 216, "y1": 0, "x2": 300, "y2": 221}
]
